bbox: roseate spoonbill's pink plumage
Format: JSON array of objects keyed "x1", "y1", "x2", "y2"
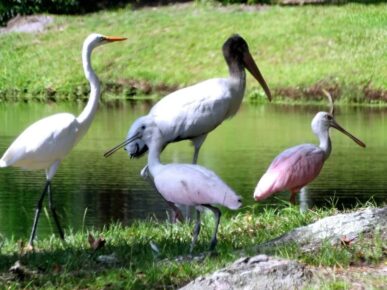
[
  {"x1": 119, "y1": 120, "x2": 242, "y2": 252},
  {"x1": 0, "y1": 33, "x2": 126, "y2": 247},
  {"x1": 104, "y1": 34, "x2": 271, "y2": 162},
  {"x1": 253, "y1": 100, "x2": 366, "y2": 204}
]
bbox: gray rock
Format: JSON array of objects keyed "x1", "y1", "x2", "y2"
[
  {"x1": 0, "y1": 15, "x2": 53, "y2": 34},
  {"x1": 180, "y1": 254, "x2": 311, "y2": 290},
  {"x1": 181, "y1": 207, "x2": 386, "y2": 290},
  {"x1": 257, "y1": 207, "x2": 387, "y2": 253}
]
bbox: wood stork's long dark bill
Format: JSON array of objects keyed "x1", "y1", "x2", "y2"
[
  {"x1": 243, "y1": 51, "x2": 272, "y2": 101},
  {"x1": 223, "y1": 34, "x2": 272, "y2": 101}
]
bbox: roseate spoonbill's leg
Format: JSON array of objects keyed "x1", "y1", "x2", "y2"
[
  {"x1": 47, "y1": 182, "x2": 64, "y2": 240},
  {"x1": 190, "y1": 209, "x2": 201, "y2": 253},
  {"x1": 203, "y1": 205, "x2": 221, "y2": 252},
  {"x1": 28, "y1": 180, "x2": 50, "y2": 246},
  {"x1": 290, "y1": 190, "x2": 298, "y2": 205}
]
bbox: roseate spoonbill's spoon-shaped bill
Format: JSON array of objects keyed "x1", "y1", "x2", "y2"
[
  {"x1": 104, "y1": 34, "x2": 272, "y2": 161},
  {"x1": 253, "y1": 97, "x2": 366, "y2": 204},
  {"x1": 130, "y1": 121, "x2": 242, "y2": 252},
  {"x1": 0, "y1": 33, "x2": 126, "y2": 247}
]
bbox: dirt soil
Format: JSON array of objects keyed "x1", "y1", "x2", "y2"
[{"x1": 312, "y1": 262, "x2": 387, "y2": 289}]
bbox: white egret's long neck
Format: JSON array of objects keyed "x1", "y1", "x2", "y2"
[
  {"x1": 317, "y1": 130, "x2": 332, "y2": 160},
  {"x1": 147, "y1": 129, "x2": 165, "y2": 177},
  {"x1": 76, "y1": 43, "x2": 100, "y2": 137}
]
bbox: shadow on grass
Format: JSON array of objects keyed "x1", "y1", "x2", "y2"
[{"x1": 0, "y1": 223, "x2": 239, "y2": 288}]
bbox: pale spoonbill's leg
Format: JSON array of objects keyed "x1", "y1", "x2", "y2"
[
  {"x1": 190, "y1": 209, "x2": 201, "y2": 253},
  {"x1": 203, "y1": 205, "x2": 221, "y2": 252},
  {"x1": 168, "y1": 201, "x2": 184, "y2": 223}
]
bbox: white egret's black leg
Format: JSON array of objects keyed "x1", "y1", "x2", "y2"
[
  {"x1": 190, "y1": 209, "x2": 201, "y2": 253},
  {"x1": 47, "y1": 181, "x2": 64, "y2": 240},
  {"x1": 28, "y1": 181, "x2": 50, "y2": 246},
  {"x1": 203, "y1": 205, "x2": 221, "y2": 252}
]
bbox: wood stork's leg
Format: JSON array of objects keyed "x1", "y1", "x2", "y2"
[{"x1": 192, "y1": 134, "x2": 207, "y2": 165}]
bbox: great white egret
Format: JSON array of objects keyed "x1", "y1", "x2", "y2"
[{"x1": 0, "y1": 33, "x2": 126, "y2": 247}]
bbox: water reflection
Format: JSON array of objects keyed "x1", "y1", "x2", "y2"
[{"x1": 0, "y1": 102, "x2": 386, "y2": 239}]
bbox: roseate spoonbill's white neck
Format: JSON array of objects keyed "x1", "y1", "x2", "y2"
[
  {"x1": 0, "y1": 33, "x2": 126, "y2": 247},
  {"x1": 254, "y1": 109, "x2": 366, "y2": 204},
  {"x1": 131, "y1": 120, "x2": 242, "y2": 252}
]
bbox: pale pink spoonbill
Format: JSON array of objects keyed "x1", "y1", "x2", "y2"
[
  {"x1": 125, "y1": 120, "x2": 242, "y2": 252},
  {"x1": 0, "y1": 33, "x2": 126, "y2": 247},
  {"x1": 253, "y1": 93, "x2": 366, "y2": 204},
  {"x1": 104, "y1": 34, "x2": 271, "y2": 162}
]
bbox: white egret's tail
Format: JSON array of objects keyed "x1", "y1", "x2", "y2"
[{"x1": 0, "y1": 159, "x2": 7, "y2": 168}]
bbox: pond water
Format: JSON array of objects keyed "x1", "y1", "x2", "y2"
[{"x1": 0, "y1": 101, "x2": 386, "y2": 239}]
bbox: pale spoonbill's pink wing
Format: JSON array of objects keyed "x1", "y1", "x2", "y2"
[
  {"x1": 153, "y1": 163, "x2": 241, "y2": 210},
  {"x1": 254, "y1": 144, "x2": 325, "y2": 201}
]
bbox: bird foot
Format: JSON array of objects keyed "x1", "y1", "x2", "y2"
[
  {"x1": 173, "y1": 252, "x2": 207, "y2": 263},
  {"x1": 21, "y1": 243, "x2": 36, "y2": 255},
  {"x1": 209, "y1": 238, "x2": 218, "y2": 252}
]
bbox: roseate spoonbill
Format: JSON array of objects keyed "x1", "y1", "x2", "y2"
[
  {"x1": 124, "y1": 120, "x2": 242, "y2": 252},
  {"x1": 0, "y1": 33, "x2": 126, "y2": 247},
  {"x1": 104, "y1": 34, "x2": 271, "y2": 162},
  {"x1": 253, "y1": 94, "x2": 366, "y2": 204}
]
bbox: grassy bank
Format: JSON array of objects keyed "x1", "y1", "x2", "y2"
[
  {"x1": 0, "y1": 204, "x2": 385, "y2": 289},
  {"x1": 0, "y1": 3, "x2": 386, "y2": 103}
]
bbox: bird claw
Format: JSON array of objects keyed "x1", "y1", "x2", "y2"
[
  {"x1": 209, "y1": 238, "x2": 218, "y2": 252},
  {"x1": 21, "y1": 243, "x2": 36, "y2": 255}
]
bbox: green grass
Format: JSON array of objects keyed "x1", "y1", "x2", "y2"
[
  {"x1": 0, "y1": 204, "x2": 385, "y2": 289},
  {"x1": 0, "y1": 3, "x2": 386, "y2": 103}
]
